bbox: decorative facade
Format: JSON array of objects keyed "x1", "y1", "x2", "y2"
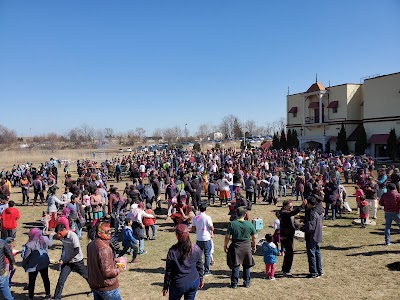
[{"x1": 286, "y1": 72, "x2": 400, "y2": 157}]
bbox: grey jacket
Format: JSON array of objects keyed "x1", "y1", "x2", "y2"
[{"x1": 303, "y1": 205, "x2": 324, "y2": 243}]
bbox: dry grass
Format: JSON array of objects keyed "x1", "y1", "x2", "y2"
[{"x1": 2, "y1": 150, "x2": 400, "y2": 300}]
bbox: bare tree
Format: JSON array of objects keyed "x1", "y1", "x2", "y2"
[
  {"x1": 196, "y1": 124, "x2": 210, "y2": 140},
  {"x1": 152, "y1": 128, "x2": 162, "y2": 138},
  {"x1": 220, "y1": 114, "x2": 238, "y2": 139},
  {"x1": 104, "y1": 128, "x2": 114, "y2": 138},
  {"x1": 163, "y1": 128, "x2": 176, "y2": 144},
  {"x1": 135, "y1": 127, "x2": 146, "y2": 142},
  {"x1": 244, "y1": 120, "x2": 257, "y2": 136},
  {"x1": 172, "y1": 126, "x2": 182, "y2": 141},
  {"x1": 277, "y1": 117, "x2": 286, "y2": 133},
  {"x1": 0, "y1": 125, "x2": 17, "y2": 146}
]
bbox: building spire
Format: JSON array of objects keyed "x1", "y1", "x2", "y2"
[
  {"x1": 287, "y1": 86, "x2": 290, "y2": 95},
  {"x1": 316, "y1": 73, "x2": 318, "y2": 83}
]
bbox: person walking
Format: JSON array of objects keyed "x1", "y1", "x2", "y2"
[
  {"x1": 22, "y1": 228, "x2": 53, "y2": 300},
  {"x1": 53, "y1": 224, "x2": 91, "y2": 300},
  {"x1": 224, "y1": 207, "x2": 257, "y2": 288},
  {"x1": 379, "y1": 183, "x2": 400, "y2": 246},
  {"x1": 162, "y1": 224, "x2": 204, "y2": 300},
  {"x1": 192, "y1": 204, "x2": 214, "y2": 276},
  {"x1": 87, "y1": 222, "x2": 123, "y2": 300},
  {"x1": 0, "y1": 237, "x2": 15, "y2": 300},
  {"x1": 302, "y1": 197, "x2": 324, "y2": 278}
]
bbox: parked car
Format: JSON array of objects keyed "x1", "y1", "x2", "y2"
[
  {"x1": 126, "y1": 147, "x2": 132, "y2": 152},
  {"x1": 119, "y1": 148, "x2": 123, "y2": 152}
]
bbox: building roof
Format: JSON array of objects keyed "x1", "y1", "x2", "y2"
[
  {"x1": 327, "y1": 101, "x2": 338, "y2": 108},
  {"x1": 308, "y1": 102, "x2": 319, "y2": 109},
  {"x1": 288, "y1": 107, "x2": 298, "y2": 113},
  {"x1": 261, "y1": 141, "x2": 272, "y2": 151},
  {"x1": 367, "y1": 134, "x2": 390, "y2": 144},
  {"x1": 305, "y1": 82, "x2": 326, "y2": 93},
  {"x1": 347, "y1": 124, "x2": 363, "y2": 141}
]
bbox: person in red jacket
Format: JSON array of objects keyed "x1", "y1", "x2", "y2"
[
  {"x1": 143, "y1": 203, "x2": 156, "y2": 240},
  {"x1": 1, "y1": 201, "x2": 20, "y2": 239}
]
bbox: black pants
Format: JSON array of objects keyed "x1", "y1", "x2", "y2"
[
  {"x1": 208, "y1": 193, "x2": 215, "y2": 204},
  {"x1": 281, "y1": 238, "x2": 294, "y2": 273},
  {"x1": 29, "y1": 268, "x2": 50, "y2": 299},
  {"x1": 54, "y1": 260, "x2": 89, "y2": 300},
  {"x1": 33, "y1": 189, "x2": 45, "y2": 203},
  {"x1": 246, "y1": 191, "x2": 254, "y2": 203},
  {"x1": 192, "y1": 193, "x2": 200, "y2": 210}
]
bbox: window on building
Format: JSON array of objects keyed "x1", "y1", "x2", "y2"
[
  {"x1": 332, "y1": 107, "x2": 338, "y2": 113},
  {"x1": 293, "y1": 112, "x2": 297, "y2": 118}
]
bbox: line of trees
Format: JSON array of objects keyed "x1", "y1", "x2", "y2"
[
  {"x1": 0, "y1": 115, "x2": 287, "y2": 150},
  {"x1": 271, "y1": 128, "x2": 299, "y2": 150}
]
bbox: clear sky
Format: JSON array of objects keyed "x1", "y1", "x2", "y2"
[{"x1": 1, "y1": 0, "x2": 399, "y2": 137}]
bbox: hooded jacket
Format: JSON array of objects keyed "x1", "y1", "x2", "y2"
[
  {"x1": 1, "y1": 207, "x2": 20, "y2": 230},
  {"x1": 303, "y1": 204, "x2": 324, "y2": 243}
]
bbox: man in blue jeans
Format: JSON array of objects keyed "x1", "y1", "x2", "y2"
[
  {"x1": 192, "y1": 204, "x2": 214, "y2": 276},
  {"x1": 0, "y1": 238, "x2": 14, "y2": 300},
  {"x1": 302, "y1": 197, "x2": 324, "y2": 278},
  {"x1": 379, "y1": 183, "x2": 400, "y2": 245},
  {"x1": 224, "y1": 207, "x2": 256, "y2": 288},
  {"x1": 88, "y1": 222, "x2": 123, "y2": 300}
]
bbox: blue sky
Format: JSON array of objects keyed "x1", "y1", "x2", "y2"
[{"x1": 1, "y1": 0, "x2": 399, "y2": 137}]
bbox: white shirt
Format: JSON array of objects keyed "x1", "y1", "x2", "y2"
[{"x1": 192, "y1": 212, "x2": 213, "y2": 242}]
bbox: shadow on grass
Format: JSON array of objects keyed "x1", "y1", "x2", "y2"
[
  {"x1": 321, "y1": 245, "x2": 364, "y2": 251},
  {"x1": 62, "y1": 291, "x2": 92, "y2": 298},
  {"x1": 387, "y1": 261, "x2": 400, "y2": 271},
  {"x1": 22, "y1": 221, "x2": 43, "y2": 230},
  {"x1": 212, "y1": 222, "x2": 229, "y2": 236},
  {"x1": 347, "y1": 250, "x2": 399, "y2": 257},
  {"x1": 130, "y1": 266, "x2": 165, "y2": 274}
]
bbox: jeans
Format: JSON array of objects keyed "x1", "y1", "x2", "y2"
[
  {"x1": 281, "y1": 238, "x2": 294, "y2": 273},
  {"x1": 324, "y1": 203, "x2": 336, "y2": 220},
  {"x1": 231, "y1": 265, "x2": 251, "y2": 286},
  {"x1": 196, "y1": 240, "x2": 212, "y2": 274},
  {"x1": 139, "y1": 238, "x2": 145, "y2": 254},
  {"x1": 0, "y1": 274, "x2": 13, "y2": 300},
  {"x1": 169, "y1": 277, "x2": 199, "y2": 300},
  {"x1": 54, "y1": 260, "x2": 89, "y2": 300},
  {"x1": 28, "y1": 268, "x2": 50, "y2": 299},
  {"x1": 229, "y1": 185, "x2": 234, "y2": 201},
  {"x1": 145, "y1": 225, "x2": 156, "y2": 238},
  {"x1": 245, "y1": 191, "x2": 254, "y2": 203},
  {"x1": 22, "y1": 188, "x2": 29, "y2": 204},
  {"x1": 279, "y1": 185, "x2": 287, "y2": 197},
  {"x1": 384, "y1": 212, "x2": 400, "y2": 244},
  {"x1": 93, "y1": 288, "x2": 121, "y2": 300},
  {"x1": 306, "y1": 240, "x2": 323, "y2": 276}
]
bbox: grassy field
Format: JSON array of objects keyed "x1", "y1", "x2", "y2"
[{"x1": 2, "y1": 150, "x2": 400, "y2": 300}]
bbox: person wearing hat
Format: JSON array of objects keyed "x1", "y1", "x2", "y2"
[
  {"x1": 302, "y1": 197, "x2": 324, "y2": 278},
  {"x1": 224, "y1": 207, "x2": 256, "y2": 288}
]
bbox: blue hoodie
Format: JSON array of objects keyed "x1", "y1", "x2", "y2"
[{"x1": 262, "y1": 242, "x2": 278, "y2": 264}]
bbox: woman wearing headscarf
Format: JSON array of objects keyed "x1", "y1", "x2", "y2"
[
  {"x1": 22, "y1": 228, "x2": 53, "y2": 300},
  {"x1": 163, "y1": 224, "x2": 204, "y2": 300}
]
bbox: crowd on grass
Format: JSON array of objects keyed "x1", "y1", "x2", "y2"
[{"x1": 0, "y1": 146, "x2": 400, "y2": 299}]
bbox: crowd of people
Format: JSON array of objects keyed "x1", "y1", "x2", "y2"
[{"x1": 0, "y1": 146, "x2": 399, "y2": 299}]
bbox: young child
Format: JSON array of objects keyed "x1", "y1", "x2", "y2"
[
  {"x1": 82, "y1": 190, "x2": 92, "y2": 222},
  {"x1": 207, "y1": 180, "x2": 217, "y2": 205},
  {"x1": 272, "y1": 212, "x2": 284, "y2": 256},
  {"x1": 5, "y1": 237, "x2": 19, "y2": 286},
  {"x1": 354, "y1": 185, "x2": 365, "y2": 216},
  {"x1": 41, "y1": 211, "x2": 51, "y2": 235},
  {"x1": 143, "y1": 203, "x2": 156, "y2": 240},
  {"x1": 358, "y1": 195, "x2": 369, "y2": 228},
  {"x1": 261, "y1": 233, "x2": 278, "y2": 280},
  {"x1": 118, "y1": 218, "x2": 139, "y2": 263}
]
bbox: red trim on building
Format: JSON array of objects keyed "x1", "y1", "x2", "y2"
[
  {"x1": 288, "y1": 107, "x2": 298, "y2": 113},
  {"x1": 367, "y1": 134, "x2": 390, "y2": 144},
  {"x1": 308, "y1": 102, "x2": 319, "y2": 109},
  {"x1": 327, "y1": 101, "x2": 338, "y2": 108}
]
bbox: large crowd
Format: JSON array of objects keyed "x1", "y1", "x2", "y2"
[{"x1": 0, "y1": 146, "x2": 400, "y2": 299}]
